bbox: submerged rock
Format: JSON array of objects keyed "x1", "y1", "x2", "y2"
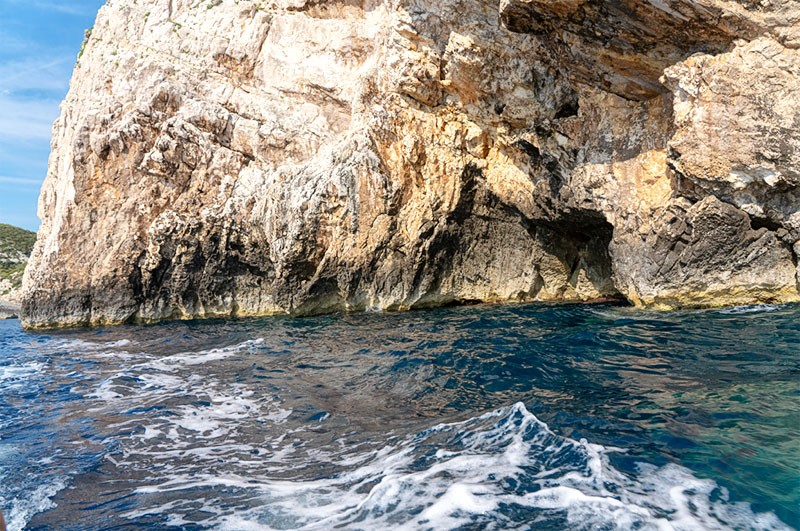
[{"x1": 21, "y1": 0, "x2": 800, "y2": 328}]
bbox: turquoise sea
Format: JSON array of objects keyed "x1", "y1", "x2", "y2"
[{"x1": 0, "y1": 302, "x2": 797, "y2": 529}]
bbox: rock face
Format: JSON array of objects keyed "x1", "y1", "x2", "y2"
[
  {"x1": 0, "y1": 301, "x2": 19, "y2": 320},
  {"x1": 21, "y1": 0, "x2": 800, "y2": 328}
]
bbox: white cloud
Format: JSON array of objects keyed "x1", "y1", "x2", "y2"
[
  {"x1": 0, "y1": 56, "x2": 73, "y2": 94},
  {"x1": 4, "y1": 0, "x2": 100, "y2": 17},
  {"x1": 0, "y1": 176, "x2": 44, "y2": 187},
  {"x1": 0, "y1": 31, "x2": 35, "y2": 55},
  {"x1": 0, "y1": 140, "x2": 50, "y2": 174},
  {"x1": 0, "y1": 95, "x2": 60, "y2": 140},
  {"x1": 0, "y1": 53, "x2": 75, "y2": 142}
]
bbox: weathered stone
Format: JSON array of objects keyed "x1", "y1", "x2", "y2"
[
  {"x1": 20, "y1": 0, "x2": 800, "y2": 328},
  {"x1": 611, "y1": 196, "x2": 798, "y2": 309},
  {"x1": 499, "y1": 0, "x2": 762, "y2": 99},
  {"x1": 662, "y1": 37, "x2": 800, "y2": 239}
]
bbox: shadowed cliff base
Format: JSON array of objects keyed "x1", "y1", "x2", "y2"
[{"x1": 21, "y1": 164, "x2": 626, "y2": 329}]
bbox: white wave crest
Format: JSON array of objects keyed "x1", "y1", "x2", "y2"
[
  {"x1": 717, "y1": 304, "x2": 783, "y2": 315},
  {"x1": 2, "y1": 478, "x2": 67, "y2": 531},
  {"x1": 129, "y1": 402, "x2": 790, "y2": 531}
]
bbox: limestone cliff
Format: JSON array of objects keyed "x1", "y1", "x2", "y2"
[{"x1": 21, "y1": 0, "x2": 800, "y2": 327}]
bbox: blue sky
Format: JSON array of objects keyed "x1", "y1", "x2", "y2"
[{"x1": 0, "y1": 0, "x2": 105, "y2": 231}]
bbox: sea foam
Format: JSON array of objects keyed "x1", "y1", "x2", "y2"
[{"x1": 125, "y1": 403, "x2": 789, "y2": 530}]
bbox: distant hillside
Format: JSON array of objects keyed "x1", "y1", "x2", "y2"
[{"x1": 0, "y1": 224, "x2": 37, "y2": 298}]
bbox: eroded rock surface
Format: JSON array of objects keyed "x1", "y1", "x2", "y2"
[{"x1": 21, "y1": 0, "x2": 800, "y2": 327}]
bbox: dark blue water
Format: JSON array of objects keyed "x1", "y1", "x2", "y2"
[{"x1": 0, "y1": 302, "x2": 797, "y2": 530}]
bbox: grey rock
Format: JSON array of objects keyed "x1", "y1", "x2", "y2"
[
  {"x1": 0, "y1": 300, "x2": 20, "y2": 320},
  {"x1": 611, "y1": 197, "x2": 798, "y2": 308}
]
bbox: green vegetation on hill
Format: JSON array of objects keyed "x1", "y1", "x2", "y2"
[
  {"x1": 0, "y1": 223, "x2": 36, "y2": 259},
  {"x1": 0, "y1": 224, "x2": 37, "y2": 294}
]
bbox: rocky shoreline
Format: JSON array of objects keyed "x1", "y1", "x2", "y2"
[
  {"x1": 20, "y1": 0, "x2": 800, "y2": 328},
  {"x1": 0, "y1": 300, "x2": 19, "y2": 320}
]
